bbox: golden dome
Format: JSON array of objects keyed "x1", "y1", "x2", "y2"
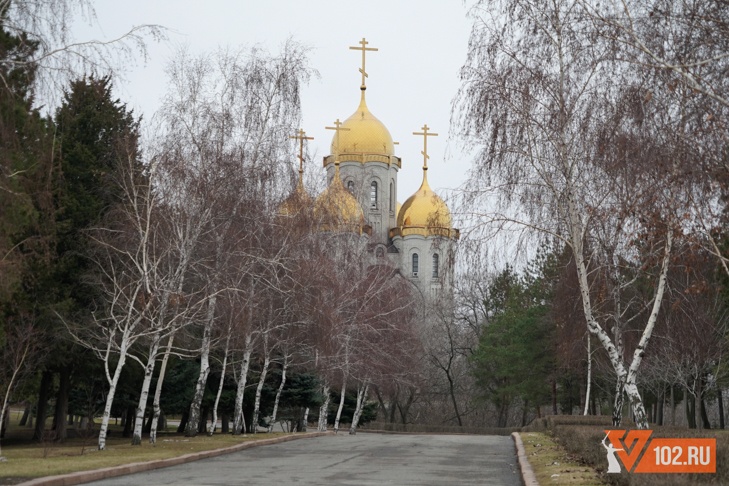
[
  {"x1": 278, "y1": 179, "x2": 312, "y2": 218},
  {"x1": 314, "y1": 165, "x2": 364, "y2": 231},
  {"x1": 331, "y1": 91, "x2": 394, "y2": 157},
  {"x1": 397, "y1": 172, "x2": 452, "y2": 229}
]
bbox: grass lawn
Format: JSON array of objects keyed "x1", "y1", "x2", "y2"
[
  {"x1": 520, "y1": 431, "x2": 606, "y2": 485},
  {"x1": 0, "y1": 416, "x2": 291, "y2": 485}
]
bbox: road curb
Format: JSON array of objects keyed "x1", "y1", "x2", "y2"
[
  {"x1": 18, "y1": 431, "x2": 332, "y2": 486},
  {"x1": 512, "y1": 432, "x2": 539, "y2": 486}
]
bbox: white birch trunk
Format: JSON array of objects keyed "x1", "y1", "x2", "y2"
[
  {"x1": 208, "y1": 330, "x2": 232, "y2": 436},
  {"x1": 150, "y1": 332, "x2": 175, "y2": 444},
  {"x1": 232, "y1": 333, "x2": 252, "y2": 435},
  {"x1": 623, "y1": 232, "x2": 672, "y2": 428},
  {"x1": 567, "y1": 191, "x2": 673, "y2": 429},
  {"x1": 583, "y1": 335, "x2": 591, "y2": 416},
  {"x1": 268, "y1": 357, "x2": 288, "y2": 433},
  {"x1": 98, "y1": 337, "x2": 130, "y2": 451},
  {"x1": 132, "y1": 333, "x2": 162, "y2": 445},
  {"x1": 186, "y1": 293, "x2": 217, "y2": 437},
  {"x1": 251, "y1": 354, "x2": 270, "y2": 434},
  {"x1": 302, "y1": 407, "x2": 309, "y2": 432},
  {"x1": 349, "y1": 382, "x2": 369, "y2": 435},
  {"x1": 317, "y1": 382, "x2": 330, "y2": 432},
  {"x1": 334, "y1": 373, "x2": 348, "y2": 433}
]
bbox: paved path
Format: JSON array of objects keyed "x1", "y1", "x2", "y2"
[{"x1": 88, "y1": 433, "x2": 520, "y2": 486}]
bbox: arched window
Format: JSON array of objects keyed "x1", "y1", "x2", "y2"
[
  {"x1": 347, "y1": 180, "x2": 355, "y2": 193},
  {"x1": 370, "y1": 181, "x2": 378, "y2": 208},
  {"x1": 432, "y1": 253, "x2": 440, "y2": 278},
  {"x1": 412, "y1": 253, "x2": 419, "y2": 276},
  {"x1": 390, "y1": 181, "x2": 394, "y2": 211}
]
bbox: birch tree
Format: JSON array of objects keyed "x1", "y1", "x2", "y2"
[
  {"x1": 456, "y1": 0, "x2": 680, "y2": 428},
  {"x1": 156, "y1": 42, "x2": 311, "y2": 437},
  {"x1": 0, "y1": 320, "x2": 39, "y2": 459},
  {"x1": 582, "y1": 0, "x2": 729, "y2": 279},
  {"x1": 69, "y1": 135, "x2": 161, "y2": 450}
]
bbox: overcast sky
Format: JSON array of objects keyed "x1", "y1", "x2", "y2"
[{"x1": 79, "y1": 0, "x2": 475, "y2": 204}]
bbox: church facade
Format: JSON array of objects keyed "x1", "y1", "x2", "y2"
[{"x1": 288, "y1": 39, "x2": 459, "y2": 300}]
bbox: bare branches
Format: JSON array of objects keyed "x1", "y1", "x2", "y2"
[{"x1": 1, "y1": 0, "x2": 166, "y2": 107}]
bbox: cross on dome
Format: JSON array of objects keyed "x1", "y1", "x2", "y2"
[
  {"x1": 349, "y1": 37, "x2": 378, "y2": 90},
  {"x1": 326, "y1": 118, "x2": 350, "y2": 163},
  {"x1": 413, "y1": 124, "x2": 438, "y2": 171},
  {"x1": 289, "y1": 128, "x2": 313, "y2": 177}
]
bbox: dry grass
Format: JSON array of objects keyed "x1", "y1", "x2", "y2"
[
  {"x1": 0, "y1": 422, "x2": 288, "y2": 484},
  {"x1": 521, "y1": 431, "x2": 606, "y2": 485}
]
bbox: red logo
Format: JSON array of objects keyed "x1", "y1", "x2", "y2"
[{"x1": 604, "y1": 429, "x2": 715, "y2": 474}]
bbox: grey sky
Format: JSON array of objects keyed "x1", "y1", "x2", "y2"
[{"x1": 79, "y1": 0, "x2": 473, "y2": 204}]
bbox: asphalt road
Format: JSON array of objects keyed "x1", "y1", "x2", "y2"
[{"x1": 87, "y1": 433, "x2": 521, "y2": 486}]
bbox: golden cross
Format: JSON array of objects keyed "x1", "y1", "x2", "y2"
[
  {"x1": 289, "y1": 129, "x2": 313, "y2": 174},
  {"x1": 349, "y1": 37, "x2": 378, "y2": 89},
  {"x1": 326, "y1": 119, "x2": 350, "y2": 162},
  {"x1": 413, "y1": 124, "x2": 438, "y2": 170}
]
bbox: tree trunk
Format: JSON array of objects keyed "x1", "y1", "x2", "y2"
[
  {"x1": 657, "y1": 386, "x2": 664, "y2": 426},
  {"x1": 583, "y1": 336, "x2": 591, "y2": 416},
  {"x1": 198, "y1": 406, "x2": 209, "y2": 434},
  {"x1": 209, "y1": 331, "x2": 231, "y2": 436},
  {"x1": 98, "y1": 345, "x2": 129, "y2": 450},
  {"x1": 446, "y1": 370, "x2": 463, "y2": 426},
  {"x1": 150, "y1": 333, "x2": 175, "y2": 444},
  {"x1": 221, "y1": 412, "x2": 229, "y2": 434},
  {"x1": 33, "y1": 370, "x2": 52, "y2": 441},
  {"x1": 53, "y1": 367, "x2": 71, "y2": 442},
  {"x1": 551, "y1": 379, "x2": 558, "y2": 415},
  {"x1": 349, "y1": 382, "x2": 369, "y2": 435},
  {"x1": 317, "y1": 382, "x2": 330, "y2": 432},
  {"x1": 671, "y1": 384, "x2": 676, "y2": 426},
  {"x1": 176, "y1": 409, "x2": 189, "y2": 434},
  {"x1": 398, "y1": 387, "x2": 416, "y2": 424},
  {"x1": 187, "y1": 294, "x2": 217, "y2": 437},
  {"x1": 122, "y1": 405, "x2": 134, "y2": 437},
  {"x1": 302, "y1": 407, "x2": 309, "y2": 432},
  {"x1": 19, "y1": 403, "x2": 30, "y2": 426},
  {"x1": 232, "y1": 334, "x2": 252, "y2": 435},
  {"x1": 612, "y1": 377, "x2": 625, "y2": 427},
  {"x1": 132, "y1": 334, "x2": 162, "y2": 445},
  {"x1": 251, "y1": 354, "x2": 271, "y2": 434},
  {"x1": 269, "y1": 359, "x2": 288, "y2": 433},
  {"x1": 686, "y1": 386, "x2": 696, "y2": 429},
  {"x1": 334, "y1": 374, "x2": 348, "y2": 433},
  {"x1": 718, "y1": 386, "x2": 725, "y2": 430},
  {"x1": 624, "y1": 382, "x2": 648, "y2": 429}
]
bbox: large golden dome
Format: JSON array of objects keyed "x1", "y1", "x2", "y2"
[
  {"x1": 314, "y1": 165, "x2": 364, "y2": 231},
  {"x1": 397, "y1": 173, "x2": 452, "y2": 229},
  {"x1": 330, "y1": 91, "x2": 394, "y2": 157}
]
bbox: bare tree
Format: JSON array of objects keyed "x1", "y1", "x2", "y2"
[
  {"x1": 1, "y1": 0, "x2": 165, "y2": 105},
  {"x1": 0, "y1": 320, "x2": 40, "y2": 459},
  {"x1": 456, "y1": 0, "x2": 678, "y2": 428},
  {"x1": 153, "y1": 43, "x2": 312, "y2": 437}
]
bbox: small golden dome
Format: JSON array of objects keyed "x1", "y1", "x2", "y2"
[
  {"x1": 397, "y1": 172, "x2": 452, "y2": 229},
  {"x1": 278, "y1": 179, "x2": 312, "y2": 218},
  {"x1": 331, "y1": 91, "x2": 394, "y2": 157},
  {"x1": 314, "y1": 165, "x2": 364, "y2": 231}
]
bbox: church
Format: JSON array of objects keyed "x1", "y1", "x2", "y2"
[{"x1": 283, "y1": 38, "x2": 459, "y2": 299}]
